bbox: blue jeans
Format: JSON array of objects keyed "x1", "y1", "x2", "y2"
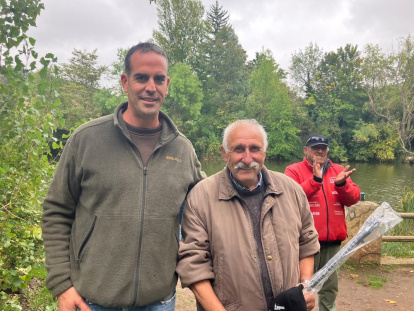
[{"x1": 80, "y1": 291, "x2": 176, "y2": 311}]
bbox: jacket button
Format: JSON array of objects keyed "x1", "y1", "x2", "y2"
[{"x1": 266, "y1": 255, "x2": 273, "y2": 261}]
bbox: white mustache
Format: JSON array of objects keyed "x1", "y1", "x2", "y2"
[{"x1": 234, "y1": 161, "x2": 260, "y2": 171}]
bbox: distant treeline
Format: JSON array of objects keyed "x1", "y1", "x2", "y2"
[{"x1": 51, "y1": 1, "x2": 414, "y2": 162}]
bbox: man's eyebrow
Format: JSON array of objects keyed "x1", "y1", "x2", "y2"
[
  {"x1": 133, "y1": 73, "x2": 149, "y2": 79},
  {"x1": 233, "y1": 143, "x2": 245, "y2": 148},
  {"x1": 154, "y1": 74, "x2": 167, "y2": 79}
]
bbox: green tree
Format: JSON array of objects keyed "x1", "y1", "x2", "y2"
[
  {"x1": 107, "y1": 47, "x2": 128, "y2": 96},
  {"x1": 246, "y1": 50, "x2": 301, "y2": 159},
  {"x1": 288, "y1": 42, "x2": 324, "y2": 135},
  {"x1": 152, "y1": 0, "x2": 207, "y2": 70},
  {"x1": 93, "y1": 87, "x2": 125, "y2": 116},
  {"x1": 351, "y1": 121, "x2": 399, "y2": 161},
  {"x1": 200, "y1": 1, "x2": 248, "y2": 116},
  {"x1": 289, "y1": 42, "x2": 323, "y2": 98},
  {"x1": 1, "y1": 0, "x2": 61, "y2": 308},
  {"x1": 58, "y1": 49, "x2": 107, "y2": 129},
  {"x1": 246, "y1": 50, "x2": 282, "y2": 122},
  {"x1": 185, "y1": 1, "x2": 249, "y2": 160},
  {"x1": 94, "y1": 48, "x2": 129, "y2": 116},
  {"x1": 361, "y1": 36, "x2": 414, "y2": 156},
  {"x1": 310, "y1": 44, "x2": 367, "y2": 161},
  {"x1": 191, "y1": 114, "x2": 223, "y2": 159},
  {"x1": 207, "y1": 0, "x2": 229, "y2": 35},
  {"x1": 162, "y1": 62, "x2": 203, "y2": 139}
]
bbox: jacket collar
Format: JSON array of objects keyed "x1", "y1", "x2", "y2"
[
  {"x1": 218, "y1": 166, "x2": 283, "y2": 201},
  {"x1": 113, "y1": 102, "x2": 179, "y2": 145},
  {"x1": 302, "y1": 157, "x2": 313, "y2": 172},
  {"x1": 229, "y1": 170, "x2": 263, "y2": 193}
]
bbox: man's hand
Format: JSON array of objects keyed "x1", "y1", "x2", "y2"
[
  {"x1": 312, "y1": 158, "x2": 323, "y2": 178},
  {"x1": 335, "y1": 165, "x2": 356, "y2": 185},
  {"x1": 304, "y1": 292, "x2": 316, "y2": 311},
  {"x1": 57, "y1": 287, "x2": 90, "y2": 311},
  {"x1": 190, "y1": 280, "x2": 226, "y2": 311}
]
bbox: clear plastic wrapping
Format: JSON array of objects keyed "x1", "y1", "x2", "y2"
[{"x1": 305, "y1": 202, "x2": 403, "y2": 294}]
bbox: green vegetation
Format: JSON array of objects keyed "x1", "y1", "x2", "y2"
[
  {"x1": 365, "y1": 275, "x2": 388, "y2": 289},
  {"x1": 20, "y1": 263, "x2": 57, "y2": 311},
  {"x1": 344, "y1": 263, "x2": 389, "y2": 290},
  {"x1": 1, "y1": 0, "x2": 414, "y2": 309},
  {"x1": 1, "y1": 0, "x2": 61, "y2": 309},
  {"x1": 382, "y1": 188, "x2": 414, "y2": 257}
]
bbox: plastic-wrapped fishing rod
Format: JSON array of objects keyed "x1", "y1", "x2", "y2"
[{"x1": 305, "y1": 202, "x2": 403, "y2": 294}]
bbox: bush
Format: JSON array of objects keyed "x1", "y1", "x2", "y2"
[{"x1": 1, "y1": 0, "x2": 62, "y2": 308}]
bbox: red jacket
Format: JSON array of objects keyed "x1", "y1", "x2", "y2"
[{"x1": 285, "y1": 158, "x2": 361, "y2": 242}]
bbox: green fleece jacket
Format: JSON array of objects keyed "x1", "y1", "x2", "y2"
[{"x1": 42, "y1": 102, "x2": 204, "y2": 307}]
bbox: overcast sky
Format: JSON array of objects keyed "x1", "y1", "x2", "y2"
[{"x1": 28, "y1": 0, "x2": 414, "y2": 78}]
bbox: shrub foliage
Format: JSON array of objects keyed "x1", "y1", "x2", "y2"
[{"x1": 1, "y1": 1, "x2": 61, "y2": 309}]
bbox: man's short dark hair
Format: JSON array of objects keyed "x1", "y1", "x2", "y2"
[{"x1": 124, "y1": 42, "x2": 168, "y2": 76}]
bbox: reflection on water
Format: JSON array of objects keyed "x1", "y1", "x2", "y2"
[{"x1": 200, "y1": 160, "x2": 414, "y2": 210}]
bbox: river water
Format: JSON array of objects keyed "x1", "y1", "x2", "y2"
[{"x1": 200, "y1": 160, "x2": 414, "y2": 210}]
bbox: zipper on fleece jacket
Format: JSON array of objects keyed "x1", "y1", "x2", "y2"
[
  {"x1": 115, "y1": 119, "x2": 179, "y2": 306},
  {"x1": 116, "y1": 122, "x2": 149, "y2": 306},
  {"x1": 132, "y1": 166, "x2": 147, "y2": 305},
  {"x1": 131, "y1": 139, "x2": 174, "y2": 305}
]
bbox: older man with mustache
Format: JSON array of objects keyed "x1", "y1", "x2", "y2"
[{"x1": 177, "y1": 119, "x2": 320, "y2": 311}]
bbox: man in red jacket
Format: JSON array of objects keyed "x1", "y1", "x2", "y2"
[{"x1": 285, "y1": 135, "x2": 361, "y2": 311}]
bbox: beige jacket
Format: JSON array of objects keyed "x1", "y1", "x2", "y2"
[{"x1": 177, "y1": 166, "x2": 319, "y2": 311}]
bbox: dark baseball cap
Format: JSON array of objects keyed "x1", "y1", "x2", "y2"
[{"x1": 305, "y1": 135, "x2": 329, "y2": 147}]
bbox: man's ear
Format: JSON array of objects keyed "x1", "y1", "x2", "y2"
[
  {"x1": 221, "y1": 146, "x2": 228, "y2": 161},
  {"x1": 121, "y1": 73, "x2": 128, "y2": 93}
]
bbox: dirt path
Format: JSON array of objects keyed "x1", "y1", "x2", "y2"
[
  {"x1": 176, "y1": 263, "x2": 414, "y2": 311},
  {"x1": 335, "y1": 263, "x2": 413, "y2": 311}
]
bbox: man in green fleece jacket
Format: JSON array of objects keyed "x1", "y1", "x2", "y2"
[{"x1": 42, "y1": 42, "x2": 204, "y2": 310}]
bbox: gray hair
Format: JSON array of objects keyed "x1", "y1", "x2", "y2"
[
  {"x1": 222, "y1": 119, "x2": 268, "y2": 153},
  {"x1": 124, "y1": 42, "x2": 168, "y2": 76}
]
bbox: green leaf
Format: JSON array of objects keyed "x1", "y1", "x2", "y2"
[
  {"x1": 31, "y1": 50, "x2": 38, "y2": 59},
  {"x1": 28, "y1": 36, "x2": 36, "y2": 46}
]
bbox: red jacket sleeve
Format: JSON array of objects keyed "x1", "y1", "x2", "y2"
[
  {"x1": 284, "y1": 163, "x2": 322, "y2": 201},
  {"x1": 335, "y1": 177, "x2": 361, "y2": 207}
]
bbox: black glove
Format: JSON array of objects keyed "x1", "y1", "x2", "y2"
[{"x1": 271, "y1": 284, "x2": 307, "y2": 311}]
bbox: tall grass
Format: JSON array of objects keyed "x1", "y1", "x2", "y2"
[{"x1": 382, "y1": 187, "x2": 414, "y2": 257}]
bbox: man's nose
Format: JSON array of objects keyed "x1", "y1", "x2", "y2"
[
  {"x1": 242, "y1": 150, "x2": 253, "y2": 164},
  {"x1": 145, "y1": 78, "x2": 156, "y2": 92}
]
